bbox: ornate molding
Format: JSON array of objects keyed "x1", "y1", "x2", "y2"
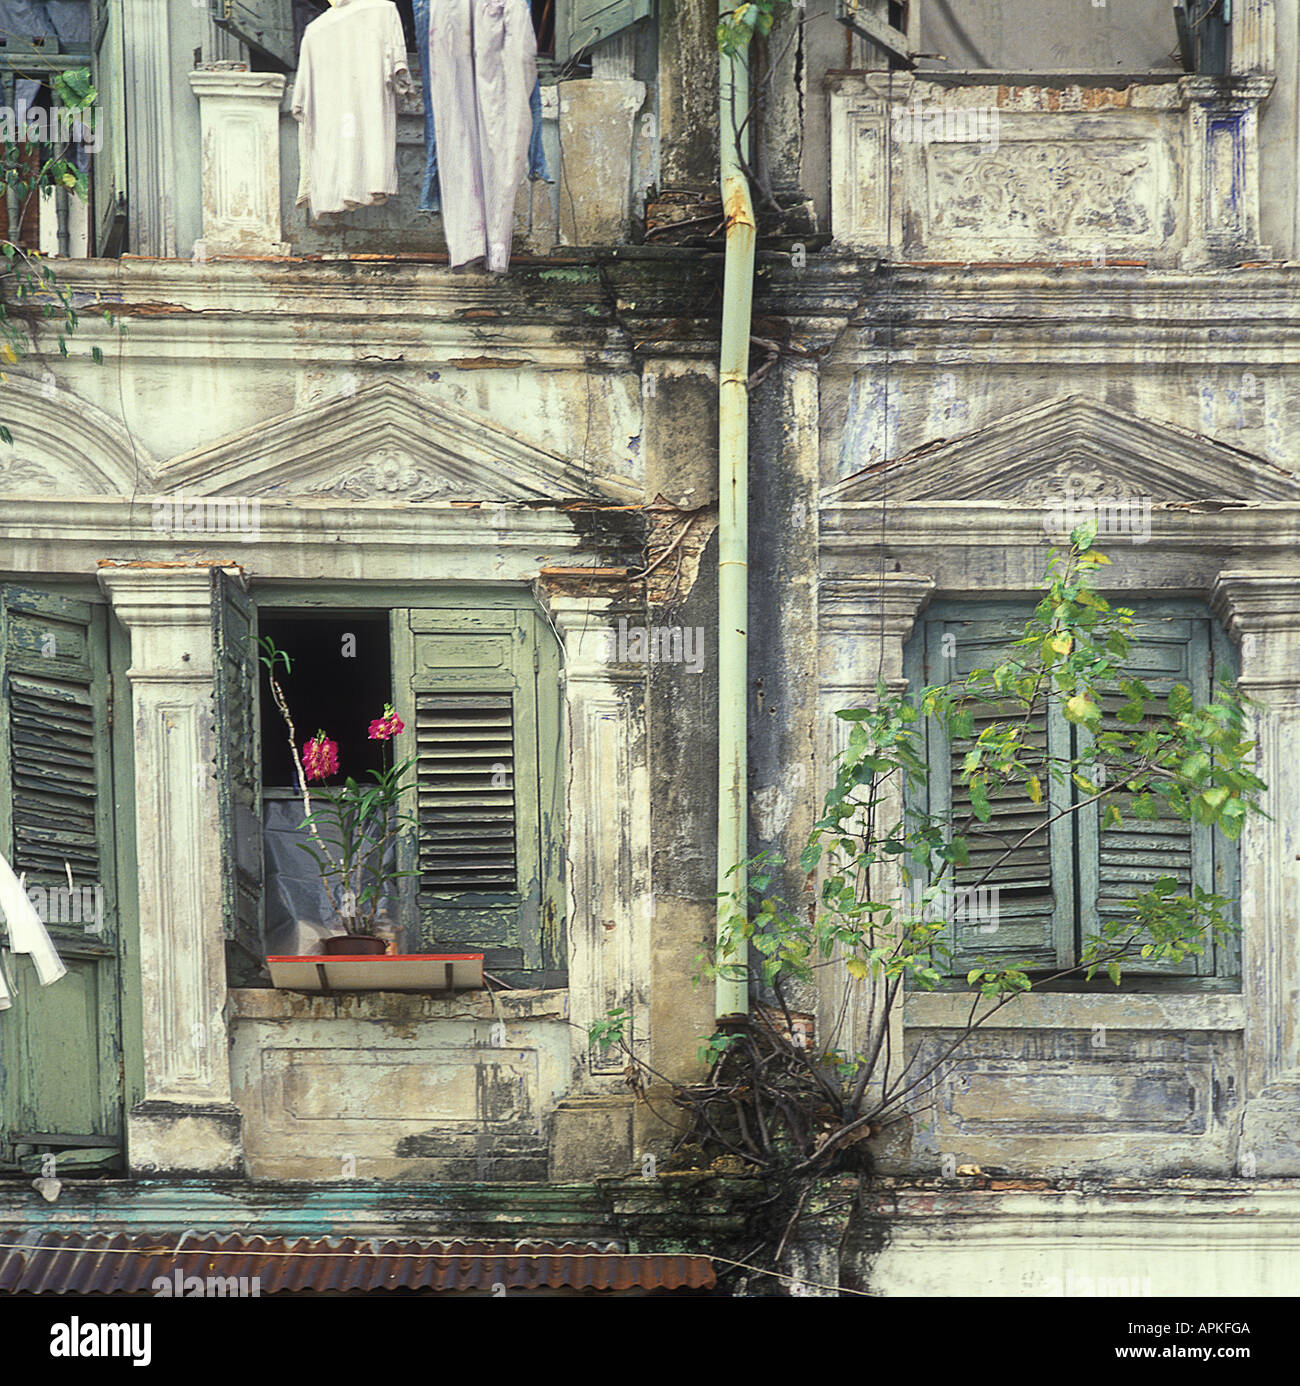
[
  {"x1": 159, "y1": 379, "x2": 637, "y2": 504},
  {"x1": 826, "y1": 396, "x2": 1300, "y2": 506},
  {"x1": 827, "y1": 72, "x2": 1270, "y2": 268},
  {"x1": 0, "y1": 377, "x2": 159, "y2": 496}
]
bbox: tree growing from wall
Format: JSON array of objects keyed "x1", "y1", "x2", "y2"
[{"x1": 590, "y1": 528, "x2": 1267, "y2": 1290}]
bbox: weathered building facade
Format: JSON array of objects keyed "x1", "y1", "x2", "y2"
[{"x1": 1, "y1": 0, "x2": 1299, "y2": 1298}]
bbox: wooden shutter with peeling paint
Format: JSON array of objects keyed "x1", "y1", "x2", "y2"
[
  {"x1": 914, "y1": 607, "x2": 1075, "y2": 974},
  {"x1": 0, "y1": 587, "x2": 122, "y2": 1172},
  {"x1": 555, "y1": 0, "x2": 653, "y2": 64},
  {"x1": 392, "y1": 605, "x2": 564, "y2": 987},
  {"x1": 210, "y1": 0, "x2": 298, "y2": 69},
  {"x1": 1076, "y1": 606, "x2": 1237, "y2": 979},
  {"x1": 212, "y1": 568, "x2": 265, "y2": 987}
]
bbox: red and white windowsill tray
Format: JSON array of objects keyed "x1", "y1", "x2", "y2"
[{"x1": 267, "y1": 954, "x2": 484, "y2": 994}]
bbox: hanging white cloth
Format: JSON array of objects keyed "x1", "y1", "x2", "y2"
[
  {"x1": 292, "y1": 0, "x2": 412, "y2": 220},
  {"x1": 427, "y1": 0, "x2": 536, "y2": 272},
  {"x1": 0, "y1": 853, "x2": 65, "y2": 1010}
]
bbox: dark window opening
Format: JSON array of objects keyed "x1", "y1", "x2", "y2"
[
  {"x1": 258, "y1": 614, "x2": 392, "y2": 789},
  {"x1": 532, "y1": 0, "x2": 555, "y2": 59}
]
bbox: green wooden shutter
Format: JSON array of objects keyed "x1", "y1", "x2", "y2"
[
  {"x1": 392, "y1": 605, "x2": 564, "y2": 987},
  {"x1": 210, "y1": 0, "x2": 297, "y2": 70},
  {"x1": 0, "y1": 586, "x2": 122, "y2": 1171},
  {"x1": 556, "y1": 0, "x2": 653, "y2": 64},
  {"x1": 917, "y1": 608, "x2": 1075, "y2": 974},
  {"x1": 1077, "y1": 608, "x2": 1235, "y2": 979},
  {"x1": 90, "y1": 0, "x2": 127, "y2": 256},
  {"x1": 212, "y1": 569, "x2": 264, "y2": 986}
]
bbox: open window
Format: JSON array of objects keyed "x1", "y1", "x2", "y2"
[
  {"x1": 247, "y1": 595, "x2": 565, "y2": 990},
  {"x1": 0, "y1": 0, "x2": 116, "y2": 257}
]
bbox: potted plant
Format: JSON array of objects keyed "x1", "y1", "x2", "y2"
[{"x1": 258, "y1": 638, "x2": 419, "y2": 954}]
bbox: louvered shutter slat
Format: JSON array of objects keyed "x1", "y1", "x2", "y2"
[{"x1": 417, "y1": 694, "x2": 518, "y2": 894}]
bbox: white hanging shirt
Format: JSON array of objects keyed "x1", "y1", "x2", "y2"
[
  {"x1": 0, "y1": 853, "x2": 65, "y2": 1010},
  {"x1": 292, "y1": 0, "x2": 412, "y2": 219}
]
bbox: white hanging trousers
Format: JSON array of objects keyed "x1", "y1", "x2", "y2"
[{"x1": 427, "y1": 0, "x2": 536, "y2": 272}]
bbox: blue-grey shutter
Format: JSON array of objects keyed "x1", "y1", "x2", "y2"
[
  {"x1": 1077, "y1": 608, "x2": 1235, "y2": 978},
  {"x1": 556, "y1": 0, "x2": 653, "y2": 64},
  {"x1": 913, "y1": 608, "x2": 1075, "y2": 975},
  {"x1": 212, "y1": 569, "x2": 264, "y2": 986},
  {"x1": 210, "y1": 0, "x2": 297, "y2": 69},
  {"x1": 392, "y1": 606, "x2": 564, "y2": 987},
  {"x1": 0, "y1": 586, "x2": 122, "y2": 1171}
]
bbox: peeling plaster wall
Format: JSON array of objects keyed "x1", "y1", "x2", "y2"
[{"x1": 229, "y1": 990, "x2": 570, "y2": 1181}]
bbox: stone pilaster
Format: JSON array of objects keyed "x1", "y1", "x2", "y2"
[
  {"x1": 1212, "y1": 570, "x2": 1300, "y2": 1174},
  {"x1": 1183, "y1": 75, "x2": 1273, "y2": 267},
  {"x1": 548, "y1": 596, "x2": 652, "y2": 1086},
  {"x1": 1231, "y1": 0, "x2": 1276, "y2": 75},
  {"x1": 817, "y1": 573, "x2": 934, "y2": 1110},
  {"x1": 98, "y1": 565, "x2": 243, "y2": 1177}
]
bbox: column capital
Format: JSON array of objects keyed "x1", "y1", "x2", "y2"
[
  {"x1": 1212, "y1": 570, "x2": 1300, "y2": 701},
  {"x1": 99, "y1": 563, "x2": 242, "y2": 683},
  {"x1": 821, "y1": 572, "x2": 934, "y2": 640},
  {"x1": 545, "y1": 593, "x2": 651, "y2": 686}
]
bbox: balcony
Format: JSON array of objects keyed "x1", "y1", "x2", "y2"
[
  {"x1": 828, "y1": 69, "x2": 1272, "y2": 269},
  {"x1": 189, "y1": 56, "x2": 652, "y2": 264}
]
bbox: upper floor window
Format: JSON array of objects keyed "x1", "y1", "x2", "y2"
[
  {"x1": 902, "y1": 598, "x2": 1241, "y2": 989},
  {"x1": 228, "y1": 587, "x2": 567, "y2": 990}
]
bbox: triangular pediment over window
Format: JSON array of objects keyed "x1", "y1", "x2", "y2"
[
  {"x1": 825, "y1": 396, "x2": 1300, "y2": 505},
  {"x1": 159, "y1": 379, "x2": 637, "y2": 504}
]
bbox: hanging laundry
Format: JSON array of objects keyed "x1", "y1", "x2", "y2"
[
  {"x1": 426, "y1": 0, "x2": 537, "y2": 272},
  {"x1": 0, "y1": 854, "x2": 66, "y2": 1011},
  {"x1": 292, "y1": 0, "x2": 412, "y2": 220},
  {"x1": 412, "y1": 0, "x2": 552, "y2": 218}
]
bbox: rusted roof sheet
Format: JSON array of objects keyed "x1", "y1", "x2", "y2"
[{"x1": 0, "y1": 1232, "x2": 715, "y2": 1294}]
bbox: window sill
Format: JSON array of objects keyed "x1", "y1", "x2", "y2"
[
  {"x1": 903, "y1": 990, "x2": 1246, "y2": 1032},
  {"x1": 228, "y1": 985, "x2": 568, "y2": 1023}
]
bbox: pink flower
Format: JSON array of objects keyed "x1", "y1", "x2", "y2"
[
  {"x1": 368, "y1": 703, "x2": 405, "y2": 741},
  {"x1": 303, "y1": 731, "x2": 339, "y2": 782}
]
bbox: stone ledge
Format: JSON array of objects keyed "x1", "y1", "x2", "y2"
[
  {"x1": 904, "y1": 990, "x2": 1246, "y2": 1031},
  {"x1": 228, "y1": 985, "x2": 569, "y2": 1023}
]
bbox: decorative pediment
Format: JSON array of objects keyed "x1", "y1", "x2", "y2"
[
  {"x1": 825, "y1": 396, "x2": 1300, "y2": 505},
  {"x1": 0, "y1": 376, "x2": 156, "y2": 496},
  {"x1": 158, "y1": 379, "x2": 637, "y2": 504}
]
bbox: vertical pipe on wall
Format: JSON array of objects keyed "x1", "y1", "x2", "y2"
[{"x1": 716, "y1": 7, "x2": 756, "y2": 1020}]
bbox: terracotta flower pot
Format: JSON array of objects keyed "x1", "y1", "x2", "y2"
[{"x1": 322, "y1": 933, "x2": 389, "y2": 956}]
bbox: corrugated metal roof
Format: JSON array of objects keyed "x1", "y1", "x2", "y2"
[{"x1": 0, "y1": 1232, "x2": 715, "y2": 1294}]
